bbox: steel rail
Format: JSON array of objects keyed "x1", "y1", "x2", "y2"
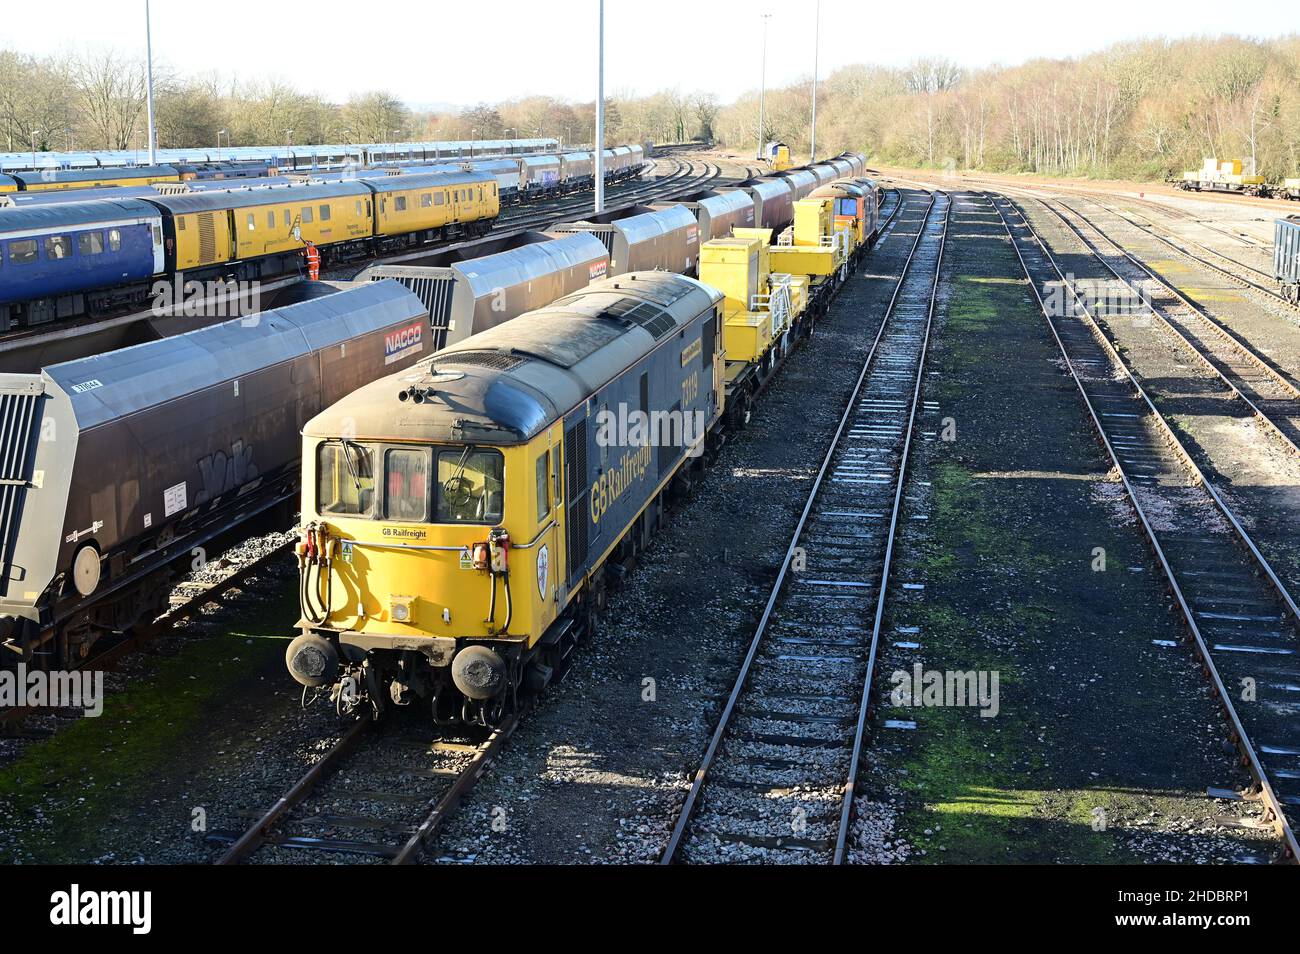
[
  {"x1": 390, "y1": 714, "x2": 518, "y2": 865},
  {"x1": 832, "y1": 189, "x2": 950, "y2": 865},
  {"x1": 987, "y1": 190, "x2": 1300, "y2": 861},
  {"x1": 659, "y1": 188, "x2": 943, "y2": 864},
  {"x1": 1045, "y1": 198, "x2": 1300, "y2": 403},
  {"x1": 215, "y1": 717, "x2": 372, "y2": 864}
]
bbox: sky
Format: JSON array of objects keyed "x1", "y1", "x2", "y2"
[{"x1": 1, "y1": 0, "x2": 1296, "y2": 108}]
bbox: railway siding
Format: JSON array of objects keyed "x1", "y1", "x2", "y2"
[
  {"x1": 1018, "y1": 196, "x2": 1300, "y2": 600},
  {"x1": 852, "y1": 190, "x2": 1274, "y2": 864}
]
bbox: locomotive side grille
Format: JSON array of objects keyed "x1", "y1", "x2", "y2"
[
  {"x1": 0, "y1": 388, "x2": 40, "y2": 588},
  {"x1": 197, "y1": 212, "x2": 217, "y2": 264},
  {"x1": 564, "y1": 418, "x2": 589, "y2": 578}
]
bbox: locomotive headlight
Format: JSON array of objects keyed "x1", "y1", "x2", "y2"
[{"x1": 390, "y1": 596, "x2": 414, "y2": 623}]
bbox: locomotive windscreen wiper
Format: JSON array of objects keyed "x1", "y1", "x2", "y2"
[{"x1": 341, "y1": 440, "x2": 368, "y2": 497}]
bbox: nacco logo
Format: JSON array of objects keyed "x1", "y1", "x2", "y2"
[
  {"x1": 589, "y1": 260, "x2": 608, "y2": 281},
  {"x1": 384, "y1": 323, "x2": 424, "y2": 365}
]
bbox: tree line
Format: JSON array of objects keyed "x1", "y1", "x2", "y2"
[
  {"x1": 0, "y1": 46, "x2": 721, "y2": 156},
  {"x1": 719, "y1": 35, "x2": 1300, "y2": 181},
  {"x1": 4, "y1": 35, "x2": 1297, "y2": 182}
]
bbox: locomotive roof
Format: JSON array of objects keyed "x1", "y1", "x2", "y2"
[
  {"x1": 0, "y1": 198, "x2": 162, "y2": 233},
  {"x1": 303, "y1": 272, "x2": 722, "y2": 446}
]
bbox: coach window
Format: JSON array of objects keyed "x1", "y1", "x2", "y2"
[
  {"x1": 284, "y1": 210, "x2": 291, "y2": 227},
  {"x1": 78, "y1": 232, "x2": 105, "y2": 255},
  {"x1": 421, "y1": 193, "x2": 432, "y2": 208},
  {"x1": 319, "y1": 204, "x2": 330, "y2": 221},
  {"x1": 9, "y1": 239, "x2": 37, "y2": 264},
  {"x1": 317, "y1": 441, "x2": 375, "y2": 517},
  {"x1": 108, "y1": 229, "x2": 121, "y2": 251},
  {"x1": 44, "y1": 235, "x2": 71, "y2": 259},
  {"x1": 267, "y1": 211, "x2": 275, "y2": 228},
  {"x1": 394, "y1": 196, "x2": 407, "y2": 212},
  {"x1": 302, "y1": 207, "x2": 313, "y2": 224},
  {"x1": 247, "y1": 213, "x2": 256, "y2": 231},
  {"x1": 434, "y1": 193, "x2": 445, "y2": 206}
]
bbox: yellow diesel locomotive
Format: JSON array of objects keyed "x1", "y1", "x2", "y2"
[{"x1": 288, "y1": 271, "x2": 725, "y2": 726}]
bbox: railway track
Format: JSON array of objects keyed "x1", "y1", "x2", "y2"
[
  {"x1": 212, "y1": 712, "x2": 515, "y2": 864},
  {"x1": 1069, "y1": 197, "x2": 1296, "y2": 313},
  {"x1": 660, "y1": 188, "x2": 949, "y2": 864},
  {"x1": 987, "y1": 190, "x2": 1300, "y2": 862},
  {"x1": 1022, "y1": 196, "x2": 1300, "y2": 461}
]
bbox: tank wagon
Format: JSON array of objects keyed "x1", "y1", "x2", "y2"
[
  {"x1": 359, "y1": 231, "x2": 610, "y2": 350},
  {"x1": 287, "y1": 272, "x2": 725, "y2": 725},
  {"x1": 0, "y1": 281, "x2": 431, "y2": 666},
  {"x1": 1276, "y1": 216, "x2": 1300, "y2": 304},
  {"x1": 548, "y1": 204, "x2": 700, "y2": 276}
]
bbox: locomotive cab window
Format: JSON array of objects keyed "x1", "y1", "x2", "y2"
[
  {"x1": 317, "y1": 441, "x2": 376, "y2": 517},
  {"x1": 385, "y1": 448, "x2": 428, "y2": 522},
  {"x1": 436, "y1": 447, "x2": 504, "y2": 524}
]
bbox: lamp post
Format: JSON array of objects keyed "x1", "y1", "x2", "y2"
[
  {"x1": 809, "y1": 0, "x2": 820, "y2": 162},
  {"x1": 31, "y1": 129, "x2": 40, "y2": 169},
  {"x1": 757, "y1": 13, "x2": 770, "y2": 160},
  {"x1": 144, "y1": 0, "x2": 157, "y2": 164},
  {"x1": 217, "y1": 128, "x2": 228, "y2": 162},
  {"x1": 595, "y1": 0, "x2": 605, "y2": 213}
]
